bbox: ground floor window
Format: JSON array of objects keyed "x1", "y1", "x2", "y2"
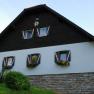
[
  {"x1": 2, "y1": 56, "x2": 15, "y2": 69},
  {"x1": 55, "y1": 50, "x2": 71, "y2": 66},
  {"x1": 27, "y1": 53, "x2": 41, "y2": 68}
]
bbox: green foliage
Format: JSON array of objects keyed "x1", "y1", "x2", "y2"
[
  {"x1": 4, "y1": 71, "x2": 30, "y2": 90},
  {"x1": 32, "y1": 55, "x2": 38, "y2": 63},
  {"x1": 0, "y1": 83, "x2": 31, "y2": 94},
  {"x1": 57, "y1": 61, "x2": 70, "y2": 66}
]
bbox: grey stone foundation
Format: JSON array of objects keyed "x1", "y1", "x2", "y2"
[{"x1": 28, "y1": 72, "x2": 94, "y2": 94}]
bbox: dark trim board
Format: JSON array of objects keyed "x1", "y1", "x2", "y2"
[
  {"x1": 0, "y1": 4, "x2": 94, "y2": 52},
  {"x1": 0, "y1": 41, "x2": 91, "y2": 52}
]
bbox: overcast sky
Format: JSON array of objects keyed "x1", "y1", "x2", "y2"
[{"x1": 0, "y1": 0, "x2": 94, "y2": 35}]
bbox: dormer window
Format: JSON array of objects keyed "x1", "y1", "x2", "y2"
[
  {"x1": 2, "y1": 56, "x2": 15, "y2": 69},
  {"x1": 37, "y1": 26, "x2": 50, "y2": 37},
  {"x1": 55, "y1": 50, "x2": 71, "y2": 66},
  {"x1": 22, "y1": 29, "x2": 34, "y2": 39},
  {"x1": 27, "y1": 53, "x2": 41, "y2": 68}
]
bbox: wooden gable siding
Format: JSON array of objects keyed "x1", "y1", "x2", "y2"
[{"x1": 0, "y1": 9, "x2": 91, "y2": 52}]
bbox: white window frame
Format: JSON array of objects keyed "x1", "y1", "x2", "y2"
[
  {"x1": 3, "y1": 56, "x2": 15, "y2": 69},
  {"x1": 37, "y1": 26, "x2": 50, "y2": 37},
  {"x1": 22, "y1": 29, "x2": 34, "y2": 39}
]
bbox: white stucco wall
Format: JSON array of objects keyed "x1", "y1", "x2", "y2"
[{"x1": 0, "y1": 42, "x2": 94, "y2": 75}]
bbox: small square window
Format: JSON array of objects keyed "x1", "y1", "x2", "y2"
[
  {"x1": 22, "y1": 29, "x2": 34, "y2": 39},
  {"x1": 37, "y1": 26, "x2": 50, "y2": 37},
  {"x1": 27, "y1": 53, "x2": 40, "y2": 68},
  {"x1": 2, "y1": 56, "x2": 15, "y2": 69},
  {"x1": 55, "y1": 50, "x2": 71, "y2": 66}
]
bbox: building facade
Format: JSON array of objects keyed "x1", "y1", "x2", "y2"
[{"x1": 0, "y1": 5, "x2": 94, "y2": 94}]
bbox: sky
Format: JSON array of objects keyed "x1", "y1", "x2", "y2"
[{"x1": 0, "y1": 0, "x2": 94, "y2": 35}]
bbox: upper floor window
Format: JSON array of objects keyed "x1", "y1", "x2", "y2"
[
  {"x1": 55, "y1": 50, "x2": 71, "y2": 66},
  {"x1": 37, "y1": 26, "x2": 50, "y2": 37},
  {"x1": 27, "y1": 53, "x2": 41, "y2": 68},
  {"x1": 2, "y1": 56, "x2": 15, "y2": 69},
  {"x1": 22, "y1": 29, "x2": 34, "y2": 39}
]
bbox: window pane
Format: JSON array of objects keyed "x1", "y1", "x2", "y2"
[
  {"x1": 37, "y1": 27, "x2": 50, "y2": 37},
  {"x1": 26, "y1": 32, "x2": 32, "y2": 39},
  {"x1": 7, "y1": 58, "x2": 13, "y2": 66},
  {"x1": 22, "y1": 30, "x2": 34, "y2": 39},
  {"x1": 60, "y1": 54, "x2": 67, "y2": 61}
]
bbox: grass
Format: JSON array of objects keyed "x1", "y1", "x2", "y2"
[
  {"x1": 0, "y1": 83, "x2": 55, "y2": 94},
  {"x1": 31, "y1": 86, "x2": 55, "y2": 94}
]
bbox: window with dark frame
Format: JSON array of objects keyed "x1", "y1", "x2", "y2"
[
  {"x1": 22, "y1": 29, "x2": 34, "y2": 39},
  {"x1": 27, "y1": 53, "x2": 41, "y2": 68},
  {"x1": 2, "y1": 56, "x2": 15, "y2": 69},
  {"x1": 55, "y1": 50, "x2": 71, "y2": 66},
  {"x1": 37, "y1": 26, "x2": 50, "y2": 37}
]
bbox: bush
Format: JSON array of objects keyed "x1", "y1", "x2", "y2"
[{"x1": 4, "y1": 71, "x2": 30, "y2": 90}]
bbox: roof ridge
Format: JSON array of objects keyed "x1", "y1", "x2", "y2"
[{"x1": 24, "y1": 4, "x2": 46, "y2": 10}]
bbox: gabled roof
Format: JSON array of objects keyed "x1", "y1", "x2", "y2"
[{"x1": 0, "y1": 4, "x2": 94, "y2": 41}]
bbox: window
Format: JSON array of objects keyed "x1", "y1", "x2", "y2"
[
  {"x1": 22, "y1": 29, "x2": 34, "y2": 39},
  {"x1": 27, "y1": 53, "x2": 40, "y2": 68},
  {"x1": 2, "y1": 56, "x2": 15, "y2": 69},
  {"x1": 37, "y1": 26, "x2": 50, "y2": 37},
  {"x1": 55, "y1": 50, "x2": 71, "y2": 66}
]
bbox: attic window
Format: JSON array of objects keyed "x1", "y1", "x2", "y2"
[
  {"x1": 22, "y1": 29, "x2": 34, "y2": 39},
  {"x1": 37, "y1": 26, "x2": 50, "y2": 37},
  {"x1": 55, "y1": 50, "x2": 71, "y2": 66},
  {"x1": 27, "y1": 53, "x2": 40, "y2": 68},
  {"x1": 2, "y1": 56, "x2": 15, "y2": 69}
]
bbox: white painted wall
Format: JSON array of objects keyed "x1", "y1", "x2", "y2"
[{"x1": 0, "y1": 42, "x2": 94, "y2": 75}]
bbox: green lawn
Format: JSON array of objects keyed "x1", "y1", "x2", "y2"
[{"x1": 0, "y1": 83, "x2": 55, "y2": 94}]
